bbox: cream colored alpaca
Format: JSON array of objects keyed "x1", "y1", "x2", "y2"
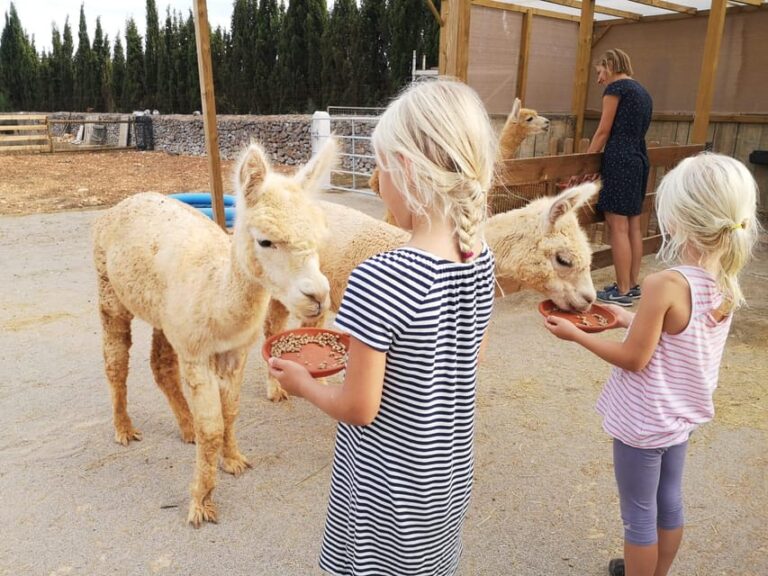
[
  {"x1": 93, "y1": 139, "x2": 336, "y2": 526},
  {"x1": 497, "y1": 97, "x2": 550, "y2": 161},
  {"x1": 263, "y1": 181, "x2": 599, "y2": 401}
]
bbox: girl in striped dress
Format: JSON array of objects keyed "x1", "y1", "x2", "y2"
[
  {"x1": 269, "y1": 79, "x2": 497, "y2": 575},
  {"x1": 544, "y1": 153, "x2": 759, "y2": 576}
]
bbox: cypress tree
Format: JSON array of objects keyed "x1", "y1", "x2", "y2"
[
  {"x1": 92, "y1": 19, "x2": 112, "y2": 112},
  {"x1": 323, "y1": 0, "x2": 360, "y2": 106},
  {"x1": 0, "y1": 2, "x2": 38, "y2": 111},
  {"x1": 123, "y1": 18, "x2": 144, "y2": 110},
  {"x1": 73, "y1": 4, "x2": 95, "y2": 110},
  {"x1": 145, "y1": 0, "x2": 160, "y2": 109},
  {"x1": 183, "y1": 12, "x2": 201, "y2": 112},
  {"x1": 229, "y1": 0, "x2": 253, "y2": 113},
  {"x1": 254, "y1": 0, "x2": 280, "y2": 114},
  {"x1": 210, "y1": 26, "x2": 230, "y2": 113},
  {"x1": 358, "y1": 0, "x2": 390, "y2": 107},
  {"x1": 111, "y1": 34, "x2": 125, "y2": 111},
  {"x1": 278, "y1": 0, "x2": 328, "y2": 113},
  {"x1": 61, "y1": 19, "x2": 75, "y2": 110},
  {"x1": 157, "y1": 10, "x2": 176, "y2": 113},
  {"x1": 387, "y1": 0, "x2": 423, "y2": 91}
]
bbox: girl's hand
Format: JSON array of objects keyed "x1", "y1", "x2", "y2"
[
  {"x1": 598, "y1": 303, "x2": 635, "y2": 328},
  {"x1": 268, "y1": 357, "x2": 313, "y2": 398},
  {"x1": 544, "y1": 315, "x2": 582, "y2": 341}
]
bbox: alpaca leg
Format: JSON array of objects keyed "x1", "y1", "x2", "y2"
[
  {"x1": 216, "y1": 351, "x2": 251, "y2": 476},
  {"x1": 182, "y1": 361, "x2": 224, "y2": 527},
  {"x1": 264, "y1": 298, "x2": 291, "y2": 402},
  {"x1": 98, "y1": 279, "x2": 139, "y2": 446},
  {"x1": 150, "y1": 329, "x2": 195, "y2": 443}
]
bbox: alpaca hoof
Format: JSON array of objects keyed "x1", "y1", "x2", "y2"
[
  {"x1": 114, "y1": 427, "x2": 142, "y2": 445},
  {"x1": 221, "y1": 453, "x2": 252, "y2": 476},
  {"x1": 179, "y1": 425, "x2": 196, "y2": 444},
  {"x1": 267, "y1": 382, "x2": 289, "y2": 402},
  {"x1": 187, "y1": 498, "x2": 218, "y2": 527}
]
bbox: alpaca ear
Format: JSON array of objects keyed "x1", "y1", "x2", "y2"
[
  {"x1": 295, "y1": 137, "x2": 338, "y2": 192},
  {"x1": 546, "y1": 181, "x2": 601, "y2": 226},
  {"x1": 510, "y1": 98, "x2": 521, "y2": 121},
  {"x1": 236, "y1": 140, "x2": 272, "y2": 204},
  {"x1": 369, "y1": 166, "x2": 380, "y2": 196}
]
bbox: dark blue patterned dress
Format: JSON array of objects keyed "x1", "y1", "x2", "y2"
[{"x1": 596, "y1": 79, "x2": 653, "y2": 216}]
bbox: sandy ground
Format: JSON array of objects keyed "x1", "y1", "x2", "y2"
[{"x1": 1, "y1": 153, "x2": 767, "y2": 576}]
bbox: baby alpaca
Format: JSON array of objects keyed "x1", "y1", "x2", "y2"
[{"x1": 92, "y1": 139, "x2": 335, "y2": 525}]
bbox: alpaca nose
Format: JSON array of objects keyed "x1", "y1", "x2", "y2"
[{"x1": 302, "y1": 291, "x2": 325, "y2": 314}]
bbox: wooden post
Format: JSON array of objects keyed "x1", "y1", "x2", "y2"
[
  {"x1": 516, "y1": 10, "x2": 533, "y2": 102},
  {"x1": 439, "y1": 0, "x2": 472, "y2": 82},
  {"x1": 192, "y1": 0, "x2": 226, "y2": 230},
  {"x1": 691, "y1": 0, "x2": 728, "y2": 145},
  {"x1": 572, "y1": 0, "x2": 595, "y2": 144}
]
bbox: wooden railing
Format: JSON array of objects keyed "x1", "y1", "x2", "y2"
[
  {"x1": 0, "y1": 114, "x2": 52, "y2": 154},
  {"x1": 491, "y1": 143, "x2": 705, "y2": 269}
]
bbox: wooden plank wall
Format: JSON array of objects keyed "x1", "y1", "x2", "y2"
[{"x1": 0, "y1": 114, "x2": 51, "y2": 153}]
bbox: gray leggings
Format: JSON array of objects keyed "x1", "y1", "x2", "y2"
[{"x1": 613, "y1": 438, "x2": 688, "y2": 546}]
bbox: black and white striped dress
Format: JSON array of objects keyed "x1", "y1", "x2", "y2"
[{"x1": 319, "y1": 245, "x2": 496, "y2": 576}]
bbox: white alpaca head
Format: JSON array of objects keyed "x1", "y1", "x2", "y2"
[
  {"x1": 534, "y1": 182, "x2": 598, "y2": 310},
  {"x1": 233, "y1": 138, "x2": 336, "y2": 321},
  {"x1": 490, "y1": 181, "x2": 598, "y2": 311}
]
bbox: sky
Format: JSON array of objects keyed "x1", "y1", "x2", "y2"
[{"x1": 0, "y1": 1, "x2": 234, "y2": 53}]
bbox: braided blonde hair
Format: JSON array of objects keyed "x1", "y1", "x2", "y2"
[
  {"x1": 656, "y1": 152, "x2": 760, "y2": 311},
  {"x1": 371, "y1": 79, "x2": 496, "y2": 261}
]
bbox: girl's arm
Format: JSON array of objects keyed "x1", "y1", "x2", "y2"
[
  {"x1": 268, "y1": 336, "x2": 386, "y2": 426},
  {"x1": 545, "y1": 273, "x2": 679, "y2": 371},
  {"x1": 587, "y1": 95, "x2": 619, "y2": 154}
]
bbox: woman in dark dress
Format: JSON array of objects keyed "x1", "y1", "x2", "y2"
[{"x1": 588, "y1": 49, "x2": 653, "y2": 307}]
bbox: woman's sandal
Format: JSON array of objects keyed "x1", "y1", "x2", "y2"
[{"x1": 608, "y1": 558, "x2": 625, "y2": 576}]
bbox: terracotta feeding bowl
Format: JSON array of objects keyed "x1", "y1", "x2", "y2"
[
  {"x1": 538, "y1": 299, "x2": 618, "y2": 333},
  {"x1": 262, "y1": 327, "x2": 350, "y2": 378}
]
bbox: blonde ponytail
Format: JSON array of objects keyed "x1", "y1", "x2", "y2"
[{"x1": 655, "y1": 153, "x2": 760, "y2": 311}]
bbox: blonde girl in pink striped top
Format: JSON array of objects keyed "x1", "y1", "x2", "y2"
[{"x1": 545, "y1": 153, "x2": 760, "y2": 576}]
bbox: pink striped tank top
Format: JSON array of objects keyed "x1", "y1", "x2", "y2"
[{"x1": 596, "y1": 266, "x2": 732, "y2": 449}]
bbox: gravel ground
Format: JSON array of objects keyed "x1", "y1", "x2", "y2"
[{"x1": 1, "y1": 189, "x2": 766, "y2": 576}]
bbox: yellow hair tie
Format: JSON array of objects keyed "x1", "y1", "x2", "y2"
[{"x1": 730, "y1": 222, "x2": 743, "y2": 231}]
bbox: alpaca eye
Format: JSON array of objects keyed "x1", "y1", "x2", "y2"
[
  {"x1": 257, "y1": 239, "x2": 273, "y2": 248},
  {"x1": 555, "y1": 254, "x2": 572, "y2": 267},
  {"x1": 526, "y1": 117, "x2": 533, "y2": 122}
]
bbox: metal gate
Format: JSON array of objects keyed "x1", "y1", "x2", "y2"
[{"x1": 325, "y1": 106, "x2": 384, "y2": 194}]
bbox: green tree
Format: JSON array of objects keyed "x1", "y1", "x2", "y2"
[
  {"x1": 323, "y1": 0, "x2": 359, "y2": 106},
  {"x1": 123, "y1": 18, "x2": 145, "y2": 110},
  {"x1": 210, "y1": 26, "x2": 231, "y2": 113},
  {"x1": 61, "y1": 18, "x2": 75, "y2": 110},
  {"x1": 358, "y1": 0, "x2": 390, "y2": 107},
  {"x1": 254, "y1": 0, "x2": 281, "y2": 113},
  {"x1": 388, "y1": 0, "x2": 423, "y2": 91},
  {"x1": 111, "y1": 34, "x2": 125, "y2": 110},
  {"x1": 157, "y1": 9, "x2": 175, "y2": 112},
  {"x1": 182, "y1": 12, "x2": 201, "y2": 112},
  {"x1": 229, "y1": 0, "x2": 254, "y2": 113},
  {"x1": 0, "y1": 2, "x2": 38, "y2": 110},
  {"x1": 277, "y1": 0, "x2": 328, "y2": 113},
  {"x1": 73, "y1": 4, "x2": 95, "y2": 110},
  {"x1": 92, "y1": 18, "x2": 112, "y2": 111},
  {"x1": 144, "y1": 0, "x2": 160, "y2": 108}
]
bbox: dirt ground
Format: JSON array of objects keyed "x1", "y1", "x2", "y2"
[{"x1": 0, "y1": 151, "x2": 766, "y2": 576}]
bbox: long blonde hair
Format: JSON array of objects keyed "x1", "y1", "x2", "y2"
[
  {"x1": 656, "y1": 152, "x2": 760, "y2": 310},
  {"x1": 371, "y1": 79, "x2": 496, "y2": 261}
]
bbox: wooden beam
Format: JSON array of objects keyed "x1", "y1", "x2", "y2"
[
  {"x1": 625, "y1": 0, "x2": 697, "y2": 15},
  {"x1": 516, "y1": 10, "x2": 533, "y2": 102},
  {"x1": 591, "y1": 23, "x2": 612, "y2": 46},
  {"x1": 728, "y1": 0, "x2": 763, "y2": 6},
  {"x1": 572, "y1": 0, "x2": 595, "y2": 143},
  {"x1": 472, "y1": 0, "x2": 580, "y2": 22},
  {"x1": 425, "y1": 0, "x2": 444, "y2": 25},
  {"x1": 442, "y1": 0, "x2": 472, "y2": 82},
  {"x1": 192, "y1": 0, "x2": 226, "y2": 230},
  {"x1": 541, "y1": 0, "x2": 641, "y2": 20},
  {"x1": 691, "y1": 0, "x2": 728, "y2": 144}
]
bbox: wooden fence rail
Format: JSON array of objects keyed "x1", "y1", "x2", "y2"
[
  {"x1": 491, "y1": 143, "x2": 705, "y2": 269},
  {"x1": 0, "y1": 114, "x2": 52, "y2": 154}
]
